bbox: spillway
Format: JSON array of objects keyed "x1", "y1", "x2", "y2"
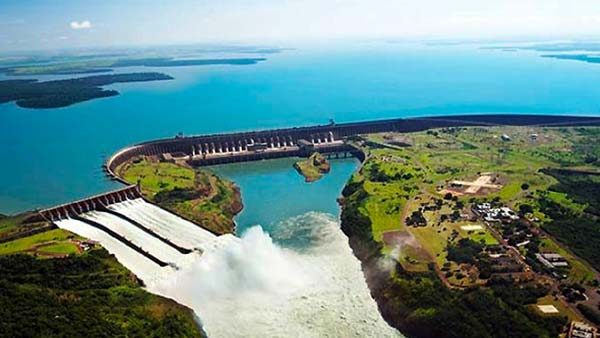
[
  {"x1": 54, "y1": 198, "x2": 238, "y2": 289},
  {"x1": 54, "y1": 197, "x2": 397, "y2": 336},
  {"x1": 81, "y1": 210, "x2": 196, "y2": 268},
  {"x1": 55, "y1": 218, "x2": 169, "y2": 284},
  {"x1": 108, "y1": 198, "x2": 237, "y2": 252}
]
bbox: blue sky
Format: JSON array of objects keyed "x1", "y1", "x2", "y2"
[{"x1": 2, "y1": 0, "x2": 600, "y2": 52}]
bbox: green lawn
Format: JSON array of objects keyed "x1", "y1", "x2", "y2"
[
  {"x1": 37, "y1": 242, "x2": 80, "y2": 255},
  {"x1": 121, "y1": 160, "x2": 195, "y2": 197},
  {"x1": 411, "y1": 226, "x2": 447, "y2": 266},
  {"x1": 535, "y1": 295, "x2": 582, "y2": 321},
  {"x1": 0, "y1": 229, "x2": 76, "y2": 255},
  {"x1": 362, "y1": 196, "x2": 405, "y2": 241}
]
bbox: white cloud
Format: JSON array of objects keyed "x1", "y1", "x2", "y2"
[{"x1": 70, "y1": 20, "x2": 91, "y2": 30}]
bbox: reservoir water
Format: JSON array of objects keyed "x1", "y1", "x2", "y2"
[{"x1": 3, "y1": 42, "x2": 600, "y2": 214}]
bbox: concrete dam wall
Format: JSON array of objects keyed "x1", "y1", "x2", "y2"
[
  {"x1": 104, "y1": 114, "x2": 600, "y2": 181},
  {"x1": 33, "y1": 185, "x2": 237, "y2": 284}
]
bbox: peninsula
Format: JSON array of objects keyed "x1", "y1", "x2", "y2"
[
  {"x1": 115, "y1": 156, "x2": 242, "y2": 234},
  {"x1": 0, "y1": 73, "x2": 173, "y2": 109}
]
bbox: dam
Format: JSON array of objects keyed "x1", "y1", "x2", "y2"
[
  {"x1": 35, "y1": 185, "x2": 238, "y2": 285},
  {"x1": 30, "y1": 114, "x2": 600, "y2": 336},
  {"x1": 104, "y1": 114, "x2": 600, "y2": 182},
  {"x1": 35, "y1": 114, "x2": 600, "y2": 286}
]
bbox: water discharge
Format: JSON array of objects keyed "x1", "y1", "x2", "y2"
[
  {"x1": 55, "y1": 157, "x2": 400, "y2": 337},
  {"x1": 156, "y1": 212, "x2": 400, "y2": 337},
  {"x1": 56, "y1": 204, "x2": 399, "y2": 337}
]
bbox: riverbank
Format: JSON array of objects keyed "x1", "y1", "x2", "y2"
[{"x1": 339, "y1": 126, "x2": 600, "y2": 337}]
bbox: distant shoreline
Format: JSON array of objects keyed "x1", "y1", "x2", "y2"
[
  {"x1": 0, "y1": 57, "x2": 269, "y2": 109},
  {"x1": 0, "y1": 72, "x2": 173, "y2": 109}
]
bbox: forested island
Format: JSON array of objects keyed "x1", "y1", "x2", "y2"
[{"x1": 0, "y1": 73, "x2": 173, "y2": 109}]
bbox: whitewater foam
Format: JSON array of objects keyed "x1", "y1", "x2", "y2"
[
  {"x1": 58, "y1": 202, "x2": 399, "y2": 337},
  {"x1": 155, "y1": 212, "x2": 400, "y2": 337}
]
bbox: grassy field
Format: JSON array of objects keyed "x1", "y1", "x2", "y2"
[
  {"x1": 120, "y1": 160, "x2": 196, "y2": 197},
  {"x1": 118, "y1": 158, "x2": 242, "y2": 234},
  {"x1": 0, "y1": 228, "x2": 81, "y2": 257},
  {"x1": 534, "y1": 295, "x2": 583, "y2": 322},
  {"x1": 350, "y1": 126, "x2": 600, "y2": 280}
]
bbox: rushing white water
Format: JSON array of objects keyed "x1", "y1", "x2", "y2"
[
  {"x1": 55, "y1": 217, "x2": 172, "y2": 285},
  {"x1": 155, "y1": 212, "x2": 400, "y2": 338},
  {"x1": 57, "y1": 200, "x2": 399, "y2": 337},
  {"x1": 81, "y1": 210, "x2": 197, "y2": 267},
  {"x1": 108, "y1": 199, "x2": 224, "y2": 251}
]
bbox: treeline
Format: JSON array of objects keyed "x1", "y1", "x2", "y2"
[
  {"x1": 541, "y1": 168, "x2": 600, "y2": 215},
  {"x1": 0, "y1": 250, "x2": 203, "y2": 338},
  {"x1": 539, "y1": 197, "x2": 600, "y2": 271},
  {"x1": 538, "y1": 169, "x2": 600, "y2": 271},
  {"x1": 113, "y1": 57, "x2": 266, "y2": 68},
  {"x1": 0, "y1": 73, "x2": 173, "y2": 109},
  {"x1": 2, "y1": 56, "x2": 268, "y2": 76}
]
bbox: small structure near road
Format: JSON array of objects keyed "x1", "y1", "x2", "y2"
[
  {"x1": 537, "y1": 304, "x2": 560, "y2": 315},
  {"x1": 536, "y1": 253, "x2": 569, "y2": 269},
  {"x1": 569, "y1": 321, "x2": 597, "y2": 338}
]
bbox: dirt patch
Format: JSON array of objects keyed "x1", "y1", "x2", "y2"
[{"x1": 442, "y1": 173, "x2": 503, "y2": 196}]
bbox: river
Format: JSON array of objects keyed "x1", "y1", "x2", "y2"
[{"x1": 153, "y1": 157, "x2": 401, "y2": 337}]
